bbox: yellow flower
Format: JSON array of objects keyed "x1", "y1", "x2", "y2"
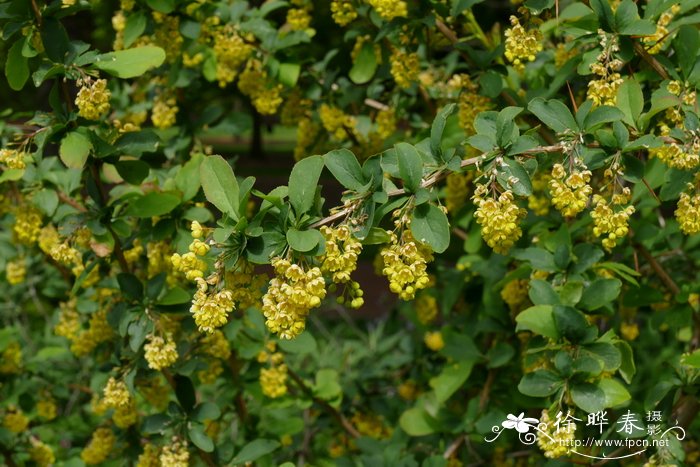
[
  {"x1": 29, "y1": 439, "x2": 55, "y2": 467},
  {"x1": 190, "y1": 278, "x2": 235, "y2": 333},
  {"x1": 137, "y1": 443, "x2": 160, "y2": 467},
  {"x1": 319, "y1": 104, "x2": 355, "y2": 141},
  {"x1": 2, "y1": 407, "x2": 29, "y2": 433},
  {"x1": 397, "y1": 380, "x2": 418, "y2": 400},
  {"x1": 676, "y1": 191, "x2": 700, "y2": 235},
  {"x1": 81, "y1": 428, "x2": 115, "y2": 465},
  {"x1": 537, "y1": 409, "x2": 577, "y2": 458},
  {"x1": 36, "y1": 397, "x2": 58, "y2": 421},
  {"x1": 212, "y1": 25, "x2": 253, "y2": 87},
  {"x1": 160, "y1": 440, "x2": 189, "y2": 467},
  {"x1": 331, "y1": 0, "x2": 357, "y2": 26},
  {"x1": 380, "y1": 229, "x2": 432, "y2": 301},
  {"x1": 504, "y1": 16, "x2": 543, "y2": 70},
  {"x1": 501, "y1": 279, "x2": 530, "y2": 313},
  {"x1": 113, "y1": 399, "x2": 139, "y2": 428},
  {"x1": 238, "y1": 60, "x2": 284, "y2": 115},
  {"x1": 620, "y1": 321, "x2": 639, "y2": 341},
  {"x1": 415, "y1": 293, "x2": 438, "y2": 324},
  {"x1": 473, "y1": 184, "x2": 527, "y2": 255},
  {"x1": 13, "y1": 205, "x2": 42, "y2": 245},
  {"x1": 549, "y1": 163, "x2": 592, "y2": 218},
  {"x1": 368, "y1": 0, "x2": 407, "y2": 21},
  {"x1": 199, "y1": 329, "x2": 231, "y2": 360},
  {"x1": 260, "y1": 364, "x2": 288, "y2": 398},
  {"x1": 152, "y1": 93, "x2": 179, "y2": 129},
  {"x1": 103, "y1": 376, "x2": 131, "y2": 408},
  {"x1": 0, "y1": 148, "x2": 26, "y2": 169},
  {"x1": 319, "y1": 225, "x2": 362, "y2": 283},
  {"x1": 352, "y1": 412, "x2": 392, "y2": 438},
  {"x1": 5, "y1": 258, "x2": 26, "y2": 285},
  {"x1": 75, "y1": 78, "x2": 111, "y2": 120},
  {"x1": 390, "y1": 49, "x2": 420, "y2": 88},
  {"x1": 424, "y1": 331, "x2": 445, "y2": 351},
  {"x1": 590, "y1": 190, "x2": 635, "y2": 251},
  {"x1": 144, "y1": 334, "x2": 179, "y2": 370},
  {"x1": 0, "y1": 341, "x2": 22, "y2": 374},
  {"x1": 643, "y1": 4, "x2": 681, "y2": 54},
  {"x1": 287, "y1": 7, "x2": 312, "y2": 30}
]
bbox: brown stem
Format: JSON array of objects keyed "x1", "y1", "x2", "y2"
[
  {"x1": 58, "y1": 191, "x2": 88, "y2": 213},
  {"x1": 634, "y1": 242, "x2": 680, "y2": 295},
  {"x1": 30, "y1": 0, "x2": 42, "y2": 28},
  {"x1": 478, "y1": 369, "x2": 496, "y2": 412},
  {"x1": 442, "y1": 434, "x2": 464, "y2": 459},
  {"x1": 633, "y1": 42, "x2": 670, "y2": 80},
  {"x1": 286, "y1": 367, "x2": 361, "y2": 438}
]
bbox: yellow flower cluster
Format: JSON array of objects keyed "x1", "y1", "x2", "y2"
[
  {"x1": 153, "y1": 14, "x2": 183, "y2": 61},
  {"x1": 352, "y1": 412, "x2": 393, "y2": 439},
  {"x1": 238, "y1": 60, "x2": 284, "y2": 115},
  {"x1": 137, "y1": 444, "x2": 160, "y2": 467},
  {"x1": 69, "y1": 310, "x2": 114, "y2": 356},
  {"x1": 124, "y1": 239, "x2": 144, "y2": 264},
  {"x1": 390, "y1": 49, "x2": 420, "y2": 89},
  {"x1": 537, "y1": 410, "x2": 576, "y2": 458},
  {"x1": 450, "y1": 75, "x2": 492, "y2": 133},
  {"x1": 376, "y1": 108, "x2": 396, "y2": 139},
  {"x1": 225, "y1": 260, "x2": 267, "y2": 310},
  {"x1": 160, "y1": 440, "x2": 190, "y2": 466},
  {"x1": 501, "y1": 278, "x2": 529, "y2": 313},
  {"x1": 171, "y1": 222, "x2": 209, "y2": 280},
  {"x1": 113, "y1": 399, "x2": 138, "y2": 428},
  {"x1": 0, "y1": 341, "x2": 22, "y2": 374},
  {"x1": 287, "y1": 7, "x2": 312, "y2": 30},
  {"x1": 147, "y1": 241, "x2": 178, "y2": 283},
  {"x1": 650, "y1": 141, "x2": 700, "y2": 170},
  {"x1": 445, "y1": 172, "x2": 473, "y2": 214},
  {"x1": 294, "y1": 118, "x2": 320, "y2": 161},
  {"x1": 81, "y1": 428, "x2": 115, "y2": 465},
  {"x1": 554, "y1": 43, "x2": 578, "y2": 67},
  {"x1": 2, "y1": 406, "x2": 28, "y2": 433},
  {"x1": 0, "y1": 148, "x2": 26, "y2": 169},
  {"x1": 643, "y1": 4, "x2": 681, "y2": 54},
  {"x1": 549, "y1": 163, "x2": 592, "y2": 217},
  {"x1": 415, "y1": 293, "x2": 438, "y2": 324},
  {"x1": 587, "y1": 30, "x2": 623, "y2": 106},
  {"x1": 590, "y1": 189, "x2": 635, "y2": 251},
  {"x1": 397, "y1": 380, "x2": 418, "y2": 400},
  {"x1": 199, "y1": 329, "x2": 231, "y2": 360},
  {"x1": 424, "y1": 331, "x2": 444, "y2": 351},
  {"x1": 368, "y1": 0, "x2": 407, "y2": 21},
  {"x1": 504, "y1": 16, "x2": 543, "y2": 70},
  {"x1": 676, "y1": 191, "x2": 700, "y2": 235},
  {"x1": 190, "y1": 277, "x2": 235, "y2": 333},
  {"x1": 280, "y1": 91, "x2": 312, "y2": 126},
  {"x1": 144, "y1": 334, "x2": 179, "y2": 370},
  {"x1": 29, "y1": 439, "x2": 55, "y2": 467},
  {"x1": 260, "y1": 364, "x2": 289, "y2": 398},
  {"x1": 103, "y1": 376, "x2": 131, "y2": 408},
  {"x1": 152, "y1": 93, "x2": 179, "y2": 129},
  {"x1": 262, "y1": 257, "x2": 327, "y2": 339},
  {"x1": 319, "y1": 104, "x2": 355, "y2": 141},
  {"x1": 5, "y1": 258, "x2": 26, "y2": 285},
  {"x1": 37, "y1": 395, "x2": 57, "y2": 420},
  {"x1": 75, "y1": 78, "x2": 111, "y2": 120},
  {"x1": 13, "y1": 206, "x2": 42, "y2": 245},
  {"x1": 380, "y1": 229, "x2": 432, "y2": 300},
  {"x1": 620, "y1": 321, "x2": 639, "y2": 341},
  {"x1": 331, "y1": 0, "x2": 357, "y2": 26},
  {"x1": 212, "y1": 25, "x2": 253, "y2": 87},
  {"x1": 319, "y1": 225, "x2": 362, "y2": 283},
  {"x1": 473, "y1": 184, "x2": 527, "y2": 255}
]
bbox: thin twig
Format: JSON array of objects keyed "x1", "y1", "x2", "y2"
[
  {"x1": 443, "y1": 435, "x2": 465, "y2": 459},
  {"x1": 633, "y1": 42, "x2": 670, "y2": 80}
]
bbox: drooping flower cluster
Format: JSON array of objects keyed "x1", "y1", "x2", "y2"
[
  {"x1": 448, "y1": 74, "x2": 492, "y2": 133},
  {"x1": 225, "y1": 260, "x2": 267, "y2": 310},
  {"x1": 190, "y1": 277, "x2": 235, "y2": 333},
  {"x1": 238, "y1": 59, "x2": 284, "y2": 115},
  {"x1": 367, "y1": 0, "x2": 407, "y2": 21},
  {"x1": 75, "y1": 78, "x2": 111, "y2": 120},
  {"x1": 2, "y1": 406, "x2": 28, "y2": 433},
  {"x1": 36, "y1": 393, "x2": 57, "y2": 420},
  {"x1": 415, "y1": 293, "x2": 438, "y2": 324},
  {"x1": 380, "y1": 229, "x2": 432, "y2": 300},
  {"x1": 151, "y1": 93, "x2": 179, "y2": 129},
  {"x1": 320, "y1": 225, "x2": 364, "y2": 308},
  {"x1": 590, "y1": 189, "x2": 635, "y2": 251},
  {"x1": 375, "y1": 108, "x2": 396, "y2": 140},
  {"x1": 501, "y1": 278, "x2": 530, "y2": 313},
  {"x1": 504, "y1": 16, "x2": 543, "y2": 71},
  {"x1": 287, "y1": 6, "x2": 312, "y2": 30},
  {"x1": 676, "y1": 191, "x2": 700, "y2": 235},
  {"x1": 537, "y1": 410, "x2": 577, "y2": 458},
  {"x1": 5, "y1": 258, "x2": 26, "y2": 285},
  {"x1": 171, "y1": 221, "x2": 209, "y2": 281},
  {"x1": 81, "y1": 427, "x2": 115, "y2": 465},
  {"x1": 0, "y1": 148, "x2": 26, "y2": 170},
  {"x1": 549, "y1": 163, "x2": 593, "y2": 217},
  {"x1": 12, "y1": 205, "x2": 42, "y2": 245},
  {"x1": 144, "y1": 334, "x2": 179, "y2": 370},
  {"x1": 212, "y1": 25, "x2": 253, "y2": 87},
  {"x1": 390, "y1": 49, "x2": 420, "y2": 88},
  {"x1": 643, "y1": 4, "x2": 681, "y2": 54},
  {"x1": 528, "y1": 172, "x2": 552, "y2": 216},
  {"x1": 473, "y1": 183, "x2": 527, "y2": 255},
  {"x1": 29, "y1": 439, "x2": 55, "y2": 467},
  {"x1": 137, "y1": 443, "x2": 160, "y2": 467},
  {"x1": 258, "y1": 342, "x2": 288, "y2": 398},
  {"x1": 159, "y1": 440, "x2": 190, "y2": 467},
  {"x1": 0, "y1": 341, "x2": 22, "y2": 374},
  {"x1": 103, "y1": 376, "x2": 131, "y2": 408},
  {"x1": 319, "y1": 104, "x2": 356, "y2": 141},
  {"x1": 294, "y1": 117, "x2": 320, "y2": 161},
  {"x1": 262, "y1": 257, "x2": 327, "y2": 339},
  {"x1": 649, "y1": 139, "x2": 700, "y2": 170},
  {"x1": 331, "y1": 0, "x2": 357, "y2": 26},
  {"x1": 587, "y1": 30, "x2": 623, "y2": 106}
]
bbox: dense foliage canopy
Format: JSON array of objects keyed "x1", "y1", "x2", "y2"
[{"x1": 0, "y1": 0, "x2": 699, "y2": 465}]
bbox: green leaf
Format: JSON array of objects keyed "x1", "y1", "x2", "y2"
[
  {"x1": 516, "y1": 305, "x2": 559, "y2": 340},
  {"x1": 115, "y1": 130, "x2": 160, "y2": 156},
  {"x1": 176, "y1": 153, "x2": 203, "y2": 201},
  {"x1": 94, "y1": 46, "x2": 166, "y2": 79},
  {"x1": 616, "y1": 79, "x2": 643, "y2": 128},
  {"x1": 174, "y1": 375, "x2": 196, "y2": 413},
  {"x1": 118, "y1": 272, "x2": 144, "y2": 301},
  {"x1": 512, "y1": 247, "x2": 557, "y2": 271},
  {"x1": 158, "y1": 287, "x2": 192, "y2": 305},
  {"x1": 278, "y1": 331, "x2": 317, "y2": 354},
  {"x1": 430, "y1": 104, "x2": 456, "y2": 157},
  {"x1": 528, "y1": 98, "x2": 578, "y2": 133},
  {"x1": 200, "y1": 155, "x2": 239, "y2": 217},
  {"x1": 278, "y1": 62, "x2": 300, "y2": 87},
  {"x1": 146, "y1": 0, "x2": 176, "y2": 13},
  {"x1": 553, "y1": 306, "x2": 597, "y2": 343},
  {"x1": 115, "y1": 160, "x2": 149, "y2": 185},
  {"x1": 615, "y1": 0, "x2": 656, "y2": 35},
  {"x1": 589, "y1": 0, "x2": 614, "y2": 31},
  {"x1": 410, "y1": 203, "x2": 450, "y2": 253},
  {"x1": 289, "y1": 155, "x2": 324, "y2": 215},
  {"x1": 518, "y1": 370, "x2": 563, "y2": 397},
  {"x1": 126, "y1": 192, "x2": 181, "y2": 218},
  {"x1": 598, "y1": 378, "x2": 631, "y2": 407},
  {"x1": 32, "y1": 189, "x2": 59, "y2": 217},
  {"x1": 579, "y1": 278, "x2": 621, "y2": 311},
  {"x1": 395, "y1": 142, "x2": 423, "y2": 193},
  {"x1": 583, "y1": 105, "x2": 625, "y2": 131},
  {"x1": 188, "y1": 424, "x2": 214, "y2": 453},
  {"x1": 429, "y1": 359, "x2": 474, "y2": 403},
  {"x1": 571, "y1": 382, "x2": 607, "y2": 413},
  {"x1": 5, "y1": 39, "x2": 29, "y2": 91},
  {"x1": 323, "y1": 149, "x2": 366, "y2": 191},
  {"x1": 231, "y1": 439, "x2": 280, "y2": 464},
  {"x1": 616, "y1": 341, "x2": 636, "y2": 384},
  {"x1": 60, "y1": 131, "x2": 92, "y2": 169},
  {"x1": 349, "y1": 41, "x2": 377, "y2": 85},
  {"x1": 497, "y1": 157, "x2": 533, "y2": 196},
  {"x1": 286, "y1": 228, "x2": 322, "y2": 252},
  {"x1": 142, "y1": 414, "x2": 170, "y2": 434},
  {"x1": 660, "y1": 168, "x2": 694, "y2": 201},
  {"x1": 399, "y1": 405, "x2": 438, "y2": 436},
  {"x1": 124, "y1": 12, "x2": 147, "y2": 48},
  {"x1": 313, "y1": 369, "x2": 342, "y2": 401},
  {"x1": 528, "y1": 280, "x2": 560, "y2": 305},
  {"x1": 674, "y1": 25, "x2": 699, "y2": 78},
  {"x1": 40, "y1": 17, "x2": 70, "y2": 63}
]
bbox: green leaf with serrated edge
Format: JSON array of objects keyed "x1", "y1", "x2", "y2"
[
  {"x1": 200, "y1": 155, "x2": 239, "y2": 217},
  {"x1": 323, "y1": 149, "x2": 365, "y2": 191},
  {"x1": 395, "y1": 142, "x2": 423, "y2": 192},
  {"x1": 515, "y1": 305, "x2": 559, "y2": 339},
  {"x1": 94, "y1": 46, "x2": 166, "y2": 78},
  {"x1": 410, "y1": 203, "x2": 450, "y2": 253},
  {"x1": 289, "y1": 155, "x2": 324, "y2": 215}
]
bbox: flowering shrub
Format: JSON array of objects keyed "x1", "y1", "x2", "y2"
[{"x1": 0, "y1": 0, "x2": 699, "y2": 465}]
